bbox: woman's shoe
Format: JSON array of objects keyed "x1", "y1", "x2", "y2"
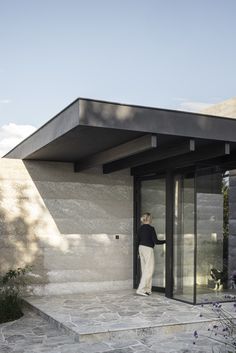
[{"x1": 136, "y1": 291, "x2": 148, "y2": 296}]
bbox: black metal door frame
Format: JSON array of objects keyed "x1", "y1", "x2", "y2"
[
  {"x1": 133, "y1": 162, "x2": 233, "y2": 303},
  {"x1": 133, "y1": 167, "x2": 196, "y2": 300},
  {"x1": 172, "y1": 170, "x2": 197, "y2": 305},
  {"x1": 133, "y1": 171, "x2": 174, "y2": 297}
]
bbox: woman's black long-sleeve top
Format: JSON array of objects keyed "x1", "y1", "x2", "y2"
[{"x1": 137, "y1": 224, "x2": 166, "y2": 248}]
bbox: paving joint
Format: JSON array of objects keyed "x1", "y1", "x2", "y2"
[{"x1": 22, "y1": 290, "x2": 236, "y2": 343}]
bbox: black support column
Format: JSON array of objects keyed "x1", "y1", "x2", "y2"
[
  {"x1": 165, "y1": 170, "x2": 174, "y2": 298},
  {"x1": 133, "y1": 176, "x2": 141, "y2": 289}
]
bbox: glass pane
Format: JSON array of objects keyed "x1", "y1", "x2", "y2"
[
  {"x1": 173, "y1": 174, "x2": 195, "y2": 303},
  {"x1": 196, "y1": 168, "x2": 233, "y2": 303},
  {"x1": 141, "y1": 178, "x2": 166, "y2": 288}
]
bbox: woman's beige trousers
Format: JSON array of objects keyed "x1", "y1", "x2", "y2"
[{"x1": 137, "y1": 245, "x2": 154, "y2": 294}]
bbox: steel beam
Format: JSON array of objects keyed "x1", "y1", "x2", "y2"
[
  {"x1": 74, "y1": 134, "x2": 157, "y2": 172},
  {"x1": 131, "y1": 142, "x2": 230, "y2": 176},
  {"x1": 103, "y1": 139, "x2": 195, "y2": 174}
]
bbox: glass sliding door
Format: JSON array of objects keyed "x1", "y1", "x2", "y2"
[
  {"x1": 140, "y1": 177, "x2": 166, "y2": 290},
  {"x1": 135, "y1": 166, "x2": 234, "y2": 303},
  {"x1": 172, "y1": 167, "x2": 232, "y2": 304},
  {"x1": 173, "y1": 173, "x2": 195, "y2": 303},
  {"x1": 196, "y1": 168, "x2": 231, "y2": 303}
]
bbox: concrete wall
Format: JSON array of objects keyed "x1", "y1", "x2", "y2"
[{"x1": 0, "y1": 159, "x2": 133, "y2": 295}]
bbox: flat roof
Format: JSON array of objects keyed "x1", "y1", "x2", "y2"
[
  {"x1": 4, "y1": 98, "x2": 236, "y2": 171},
  {"x1": 4, "y1": 98, "x2": 236, "y2": 161}
]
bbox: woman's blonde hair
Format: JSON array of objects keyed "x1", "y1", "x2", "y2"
[{"x1": 140, "y1": 212, "x2": 151, "y2": 224}]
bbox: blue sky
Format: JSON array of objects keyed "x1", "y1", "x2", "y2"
[{"x1": 0, "y1": 0, "x2": 236, "y2": 155}]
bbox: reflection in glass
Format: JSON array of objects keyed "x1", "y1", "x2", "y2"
[
  {"x1": 196, "y1": 169, "x2": 231, "y2": 303},
  {"x1": 173, "y1": 174, "x2": 195, "y2": 303},
  {"x1": 140, "y1": 178, "x2": 166, "y2": 288}
]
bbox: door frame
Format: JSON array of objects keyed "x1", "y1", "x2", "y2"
[
  {"x1": 133, "y1": 163, "x2": 232, "y2": 304},
  {"x1": 133, "y1": 171, "x2": 174, "y2": 297},
  {"x1": 172, "y1": 171, "x2": 197, "y2": 304}
]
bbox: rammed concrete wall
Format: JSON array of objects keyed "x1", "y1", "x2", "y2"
[{"x1": 0, "y1": 159, "x2": 133, "y2": 295}]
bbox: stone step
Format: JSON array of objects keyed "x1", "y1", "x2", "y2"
[
  {"x1": 23, "y1": 299, "x2": 81, "y2": 342},
  {"x1": 22, "y1": 297, "x2": 226, "y2": 344}
]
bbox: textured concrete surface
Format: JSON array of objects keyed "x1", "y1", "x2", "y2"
[
  {"x1": 0, "y1": 159, "x2": 133, "y2": 295},
  {"x1": 1, "y1": 292, "x2": 234, "y2": 353}
]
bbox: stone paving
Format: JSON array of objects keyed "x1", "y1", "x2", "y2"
[
  {"x1": 24, "y1": 290, "x2": 232, "y2": 342},
  {"x1": 0, "y1": 309, "x2": 226, "y2": 353},
  {"x1": 0, "y1": 290, "x2": 235, "y2": 353}
]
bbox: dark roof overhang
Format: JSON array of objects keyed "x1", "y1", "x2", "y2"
[{"x1": 4, "y1": 98, "x2": 236, "y2": 174}]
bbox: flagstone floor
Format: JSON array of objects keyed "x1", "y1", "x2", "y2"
[{"x1": 1, "y1": 290, "x2": 235, "y2": 353}]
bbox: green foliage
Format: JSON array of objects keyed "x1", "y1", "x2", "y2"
[{"x1": 0, "y1": 265, "x2": 32, "y2": 323}]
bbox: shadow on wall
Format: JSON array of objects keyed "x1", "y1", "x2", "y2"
[
  {"x1": 0, "y1": 181, "x2": 50, "y2": 291},
  {"x1": 21, "y1": 160, "x2": 133, "y2": 286},
  {"x1": 0, "y1": 158, "x2": 133, "y2": 294},
  {"x1": 23, "y1": 160, "x2": 132, "y2": 236}
]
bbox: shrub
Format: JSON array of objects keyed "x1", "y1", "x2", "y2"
[{"x1": 0, "y1": 266, "x2": 31, "y2": 323}]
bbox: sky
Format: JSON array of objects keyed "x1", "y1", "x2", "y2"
[{"x1": 0, "y1": 0, "x2": 236, "y2": 156}]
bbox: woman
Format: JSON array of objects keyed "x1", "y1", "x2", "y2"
[{"x1": 136, "y1": 212, "x2": 166, "y2": 297}]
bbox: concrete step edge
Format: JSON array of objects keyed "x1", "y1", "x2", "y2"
[
  {"x1": 22, "y1": 299, "x2": 80, "y2": 343},
  {"x1": 22, "y1": 298, "x2": 224, "y2": 343}
]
